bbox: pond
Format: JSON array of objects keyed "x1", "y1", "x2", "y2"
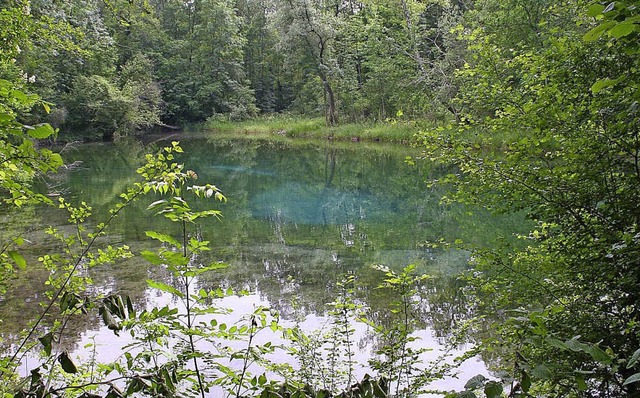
[{"x1": 0, "y1": 134, "x2": 527, "y2": 394}]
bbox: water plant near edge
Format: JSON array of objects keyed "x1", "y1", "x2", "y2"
[
  {"x1": 280, "y1": 272, "x2": 363, "y2": 394},
  {"x1": 365, "y1": 264, "x2": 432, "y2": 396},
  {"x1": 142, "y1": 164, "x2": 227, "y2": 398}
]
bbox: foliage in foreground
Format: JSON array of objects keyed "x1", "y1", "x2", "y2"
[
  {"x1": 0, "y1": 132, "x2": 471, "y2": 397},
  {"x1": 418, "y1": 1, "x2": 640, "y2": 397}
]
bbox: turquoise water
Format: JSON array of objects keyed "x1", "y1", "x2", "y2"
[{"x1": 0, "y1": 134, "x2": 527, "y2": 393}]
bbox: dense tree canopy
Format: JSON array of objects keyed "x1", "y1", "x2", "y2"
[{"x1": 2, "y1": 0, "x2": 476, "y2": 138}]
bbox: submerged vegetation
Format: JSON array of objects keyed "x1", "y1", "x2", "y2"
[{"x1": 1, "y1": 0, "x2": 640, "y2": 396}]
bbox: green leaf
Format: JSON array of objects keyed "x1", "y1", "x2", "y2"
[
  {"x1": 584, "y1": 21, "x2": 616, "y2": 42},
  {"x1": 126, "y1": 295, "x2": 135, "y2": 317},
  {"x1": 576, "y1": 375, "x2": 588, "y2": 392},
  {"x1": 0, "y1": 113, "x2": 13, "y2": 123},
  {"x1": 587, "y1": 3, "x2": 605, "y2": 17},
  {"x1": 546, "y1": 337, "x2": 568, "y2": 350},
  {"x1": 565, "y1": 338, "x2": 589, "y2": 352},
  {"x1": 162, "y1": 250, "x2": 190, "y2": 266},
  {"x1": 532, "y1": 364, "x2": 552, "y2": 380},
  {"x1": 10, "y1": 89, "x2": 29, "y2": 103},
  {"x1": 58, "y1": 351, "x2": 78, "y2": 373},
  {"x1": 484, "y1": 381, "x2": 503, "y2": 398},
  {"x1": 591, "y1": 77, "x2": 622, "y2": 94},
  {"x1": 521, "y1": 370, "x2": 531, "y2": 392},
  {"x1": 100, "y1": 306, "x2": 121, "y2": 332},
  {"x1": 140, "y1": 250, "x2": 165, "y2": 265},
  {"x1": 464, "y1": 374, "x2": 487, "y2": 390},
  {"x1": 202, "y1": 261, "x2": 228, "y2": 272},
  {"x1": 146, "y1": 279, "x2": 184, "y2": 298},
  {"x1": 27, "y1": 124, "x2": 55, "y2": 139},
  {"x1": 145, "y1": 230, "x2": 180, "y2": 246},
  {"x1": 627, "y1": 348, "x2": 640, "y2": 368},
  {"x1": 623, "y1": 373, "x2": 640, "y2": 386},
  {"x1": 8, "y1": 250, "x2": 26, "y2": 270},
  {"x1": 39, "y1": 332, "x2": 54, "y2": 356},
  {"x1": 608, "y1": 22, "x2": 636, "y2": 38},
  {"x1": 584, "y1": 345, "x2": 612, "y2": 364}
]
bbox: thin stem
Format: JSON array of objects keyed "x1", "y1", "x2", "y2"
[
  {"x1": 395, "y1": 285, "x2": 410, "y2": 396},
  {"x1": 44, "y1": 375, "x2": 135, "y2": 397},
  {"x1": 235, "y1": 315, "x2": 257, "y2": 398},
  {"x1": 2, "y1": 183, "x2": 148, "y2": 377},
  {"x1": 182, "y1": 219, "x2": 206, "y2": 398}
]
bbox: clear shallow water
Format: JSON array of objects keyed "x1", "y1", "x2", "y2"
[{"x1": 0, "y1": 135, "x2": 526, "y2": 394}]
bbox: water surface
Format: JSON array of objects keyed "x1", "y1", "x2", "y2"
[{"x1": 0, "y1": 135, "x2": 526, "y2": 392}]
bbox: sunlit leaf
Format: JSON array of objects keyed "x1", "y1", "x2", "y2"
[
  {"x1": 583, "y1": 21, "x2": 616, "y2": 42},
  {"x1": 27, "y1": 124, "x2": 55, "y2": 139},
  {"x1": 608, "y1": 22, "x2": 636, "y2": 38},
  {"x1": 587, "y1": 3, "x2": 605, "y2": 17},
  {"x1": 591, "y1": 77, "x2": 622, "y2": 94},
  {"x1": 145, "y1": 230, "x2": 180, "y2": 246},
  {"x1": 8, "y1": 250, "x2": 26, "y2": 270},
  {"x1": 147, "y1": 199, "x2": 168, "y2": 211},
  {"x1": 140, "y1": 250, "x2": 164, "y2": 265}
]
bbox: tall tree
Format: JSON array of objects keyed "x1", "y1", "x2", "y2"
[
  {"x1": 156, "y1": 0, "x2": 257, "y2": 123},
  {"x1": 237, "y1": 0, "x2": 294, "y2": 113},
  {"x1": 276, "y1": 0, "x2": 340, "y2": 125}
]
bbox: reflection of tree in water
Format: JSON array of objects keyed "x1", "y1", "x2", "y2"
[
  {"x1": 416, "y1": 275, "x2": 474, "y2": 342},
  {"x1": 0, "y1": 137, "x2": 527, "y2": 366},
  {"x1": 0, "y1": 247, "x2": 168, "y2": 356},
  {"x1": 195, "y1": 242, "x2": 477, "y2": 348},
  {"x1": 197, "y1": 244, "x2": 349, "y2": 319}
]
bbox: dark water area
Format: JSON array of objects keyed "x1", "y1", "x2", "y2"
[{"x1": 0, "y1": 134, "x2": 528, "y2": 392}]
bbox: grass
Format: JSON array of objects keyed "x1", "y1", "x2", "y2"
[{"x1": 202, "y1": 114, "x2": 428, "y2": 144}]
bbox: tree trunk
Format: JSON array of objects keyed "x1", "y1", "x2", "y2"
[{"x1": 323, "y1": 77, "x2": 338, "y2": 126}]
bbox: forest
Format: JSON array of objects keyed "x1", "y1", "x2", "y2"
[{"x1": 1, "y1": 0, "x2": 640, "y2": 396}]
